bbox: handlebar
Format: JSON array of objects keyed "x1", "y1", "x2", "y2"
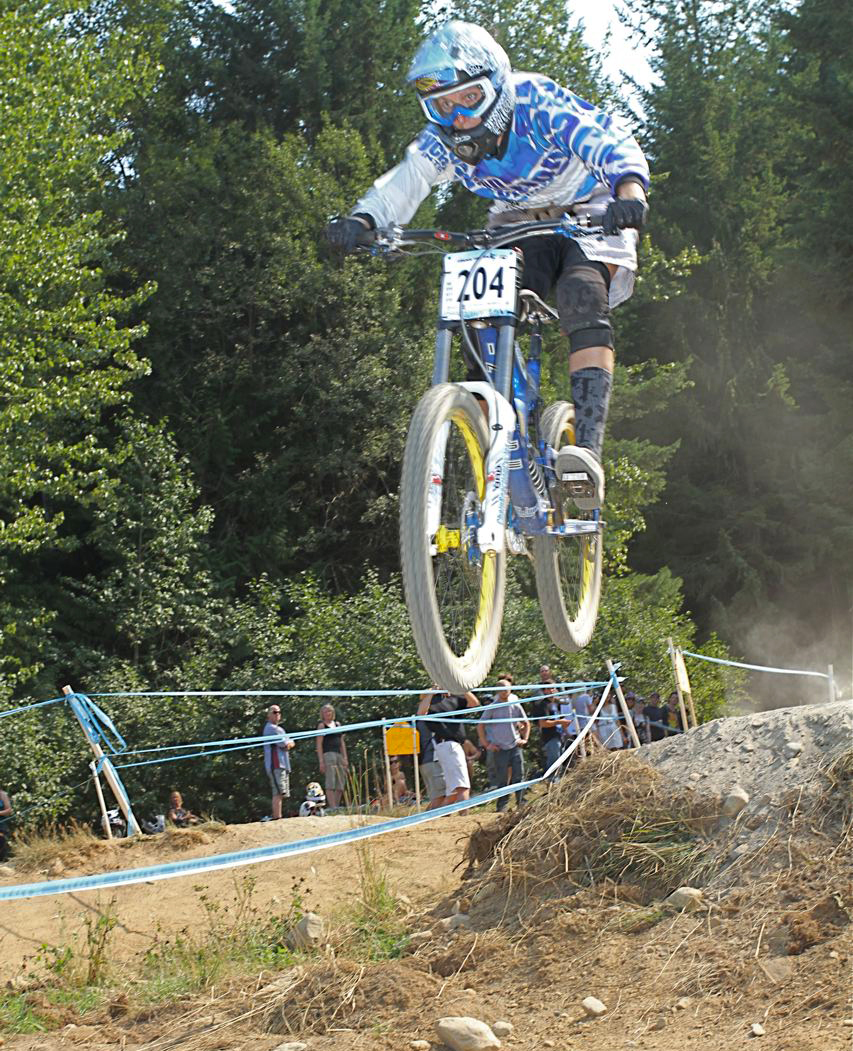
[{"x1": 358, "y1": 212, "x2": 605, "y2": 254}]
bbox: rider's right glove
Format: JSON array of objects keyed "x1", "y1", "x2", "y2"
[
  {"x1": 324, "y1": 214, "x2": 374, "y2": 254},
  {"x1": 602, "y1": 198, "x2": 649, "y2": 237}
]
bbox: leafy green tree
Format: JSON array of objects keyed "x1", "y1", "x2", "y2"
[
  {"x1": 0, "y1": 1, "x2": 155, "y2": 701},
  {"x1": 63, "y1": 415, "x2": 220, "y2": 681}
]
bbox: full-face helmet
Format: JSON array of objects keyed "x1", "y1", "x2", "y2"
[{"x1": 407, "y1": 21, "x2": 516, "y2": 165}]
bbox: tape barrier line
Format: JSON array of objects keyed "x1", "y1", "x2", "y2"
[
  {"x1": 108, "y1": 684, "x2": 608, "y2": 768},
  {"x1": 88, "y1": 680, "x2": 606, "y2": 700},
  {"x1": 0, "y1": 681, "x2": 612, "y2": 902},
  {"x1": 682, "y1": 650, "x2": 830, "y2": 678},
  {"x1": 111, "y1": 711, "x2": 609, "y2": 772},
  {"x1": 0, "y1": 696, "x2": 67, "y2": 720}
]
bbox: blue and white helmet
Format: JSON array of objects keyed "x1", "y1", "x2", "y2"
[{"x1": 407, "y1": 21, "x2": 516, "y2": 165}]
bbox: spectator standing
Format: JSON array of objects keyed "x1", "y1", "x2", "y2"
[
  {"x1": 626, "y1": 690, "x2": 649, "y2": 744},
  {"x1": 263, "y1": 704, "x2": 295, "y2": 819},
  {"x1": 666, "y1": 692, "x2": 684, "y2": 732},
  {"x1": 315, "y1": 703, "x2": 349, "y2": 810},
  {"x1": 416, "y1": 697, "x2": 447, "y2": 810},
  {"x1": 167, "y1": 790, "x2": 200, "y2": 827},
  {"x1": 478, "y1": 679, "x2": 530, "y2": 811},
  {"x1": 573, "y1": 688, "x2": 592, "y2": 757},
  {"x1": 596, "y1": 695, "x2": 625, "y2": 749},
  {"x1": 417, "y1": 687, "x2": 479, "y2": 805},
  {"x1": 0, "y1": 788, "x2": 11, "y2": 861},
  {"x1": 538, "y1": 679, "x2": 568, "y2": 778},
  {"x1": 643, "y1": 692, "x2": 668, "y2": 742}
]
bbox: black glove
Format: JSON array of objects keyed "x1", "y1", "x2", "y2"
[
  {"x1": 324, "y1": 215, "x2": 374, "y2": 254},
  {"x1": 602, "y1": 197, "x2": 649, "y2": 236}
]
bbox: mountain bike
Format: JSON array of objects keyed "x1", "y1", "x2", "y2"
[{"x1": 364, "y1": 215, "x2": 605, "y2": 692}]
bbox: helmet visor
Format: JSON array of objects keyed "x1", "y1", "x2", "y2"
[{"x1": 418, "y1": 75, "x2": 496, "y2": 127}]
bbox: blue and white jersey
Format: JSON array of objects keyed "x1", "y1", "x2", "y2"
[{"x1": 353, "y1": 74, "x2": 650, "y2": 306}]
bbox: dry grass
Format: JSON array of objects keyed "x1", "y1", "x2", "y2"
[
  {"x1": 11, "y1": 818, "x2": 228, "y2": 873},
  {"x1": 12, "y1": 822, "x2": 106, "y2": 873},
  {"x1": 814, "y1": 747, "x2": 853, "y2": 854},
  {"x1": 463, "y1": 752, "x2": 718, "y2": 907},
  {"x1": 261, "y1": 957, "x2": 438, "y2": 1037}
]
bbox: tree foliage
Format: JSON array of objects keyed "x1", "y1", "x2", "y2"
[{"x1": 1, "y1": 0, "x2": 846, "y2": 827}]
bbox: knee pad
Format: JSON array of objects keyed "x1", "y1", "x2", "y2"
[{"x1": 556, "y1": 264, "x2": 614, "y2": 353}]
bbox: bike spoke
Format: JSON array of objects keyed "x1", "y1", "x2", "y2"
[{"x1": 430, "y1": 420, "x2": 483, "y2": 656}]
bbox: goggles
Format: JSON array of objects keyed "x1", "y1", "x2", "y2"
[{"x1": 418, "y1": 75, "x2": 496, "y2": 127}]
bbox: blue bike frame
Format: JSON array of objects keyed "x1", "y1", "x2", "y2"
[{"x1": 431, "y1": 318, "x2": 560, "y2": 538}]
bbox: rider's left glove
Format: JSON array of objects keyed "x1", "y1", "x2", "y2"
[
  {"x1": 324, "y1": 214, "x2": 375, "y2": 254},
  {"x1": 602, "y1": 198, "x2": 649, "y2": 237}
]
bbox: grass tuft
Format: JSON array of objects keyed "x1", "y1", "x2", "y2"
[
  {"x1": 340, "y1": 846, "x2": 409, "y2": 961},
  {"x1": 11, "y1": 822, "x2": 104, "y2": 873}
]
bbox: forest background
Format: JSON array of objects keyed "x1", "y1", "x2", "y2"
[{"x1": 0, "y1": 0, "x2": 849, "y2": 825}]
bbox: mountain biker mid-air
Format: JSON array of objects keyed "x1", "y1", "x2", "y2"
[{"x1": 325, "y1": 21, "x2": 650, "y2": 512}]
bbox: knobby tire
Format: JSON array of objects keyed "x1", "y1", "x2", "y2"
[
  {"x1": 399, "y1": 383, "x2": 506, "y2": 692},
  {"x1": 533, "y1": 401, "x2": 603, "y2": 651}
]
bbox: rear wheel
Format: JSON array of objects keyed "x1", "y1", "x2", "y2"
[
  {"x1": 400, "y1": 383, "x2": 506, "y2": 692},
  {"x1": 533, "y1": 401, "x2": 603, "y2": 651}
]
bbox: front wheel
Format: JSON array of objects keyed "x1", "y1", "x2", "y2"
[
  {"x1": 399, "y1": 384, "x2": 506, "y2": 692},
  {"x1": 533, "y1": 401, "x2": 603, "y2": 651}
]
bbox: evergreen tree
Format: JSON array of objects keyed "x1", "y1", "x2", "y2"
[{"x1": 622, "y1": 0, "x2": 852, "y2": 693}]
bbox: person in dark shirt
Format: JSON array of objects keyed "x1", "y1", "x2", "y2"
[
  {"x1": 167, "y1": 791, "x2": 200, "y2": 827},
  {"x1": 643, "y1": 691, "x2": 668, "y2": 742},
  {"x1": 415, "y1": 698, "x2": 447, "y2": 809},
  {"x1": 537, "y1": 678, "x2": 568, "y2": 778},
  {"x1": 316, "y1": 703, "x2": 349, "y2": 810},
  {"x1": 417, "y1": 686, "x2": 478, "y2": 805}
]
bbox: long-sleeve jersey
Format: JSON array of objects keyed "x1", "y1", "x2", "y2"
[
  {"x1": 356, "y1": 73, "x2": 648, "y2": 224},
  {"x1": 353, "y1": 73, "x2": 650, "y2": 307}
]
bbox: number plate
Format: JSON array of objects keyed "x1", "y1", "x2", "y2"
[{"x1": 440, "y1": 249, "x2": 520, "y2": 322}]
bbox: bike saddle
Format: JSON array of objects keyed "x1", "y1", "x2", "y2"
[{"x1": 518, "y1": 289, "x2": 559, "y2": 324}]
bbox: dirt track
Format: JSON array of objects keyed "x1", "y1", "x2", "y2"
[
  {"x1": 3, "y1": 702, "x2": 851, "y2": 1051},
  {"x1": 0, "y1": 812, "x2": 483, "y2": 976}
]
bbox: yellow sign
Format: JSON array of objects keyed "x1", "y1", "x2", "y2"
[{"x1": 384, "y1": 722, "x2": 420, "y2": 756}]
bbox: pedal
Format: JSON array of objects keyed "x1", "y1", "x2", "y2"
[{"x1": 561, "y1": 470, "x2": 594, "y2": 499}]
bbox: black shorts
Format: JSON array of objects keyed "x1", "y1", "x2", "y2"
[
  {"x1": 518, "y1": 234, "x2": 611, "y2": 318},
  {"x1": 463, "y1": 235, "x2": 612, "y2": 380}
]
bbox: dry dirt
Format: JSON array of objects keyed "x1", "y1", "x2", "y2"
[
  {"x1": 3, "y1": 701, "x2": 852, "y2": 1051},
  {"x1": 0, "y1": 813, "x2": 484, "y2": 976}
]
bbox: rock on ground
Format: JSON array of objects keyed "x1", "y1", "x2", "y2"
[
  {"x1": 581, "y1": 996, "x2": 608, "y2": 1017},
  {"x1": 722, "y1": 786, "x2": 750, "y2": 817},
  {"x1": 435, "y1": 1016, "x2": 502, "y2": 1050},
  {"x1": 666, "y1": 887, "x2": 704, "y2": 911},
  {"x1": 287, "y1": 911, "x2": 325, "y2": 950}
]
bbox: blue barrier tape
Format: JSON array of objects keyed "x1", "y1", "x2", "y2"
[
  {"x1": 681, "y1": 651, "x2": 830, "y2": 678},
  {"x1": 0, "y1": 679, "x2": 613, "y2": 900},
  {"x1": 109, "y1": 684, "x2": 607, "y2": 765},
  {"x1": 112, "y1": 711, "x2": 612, "y2": 772},
  {"x1": 0, "y1": 773, "x2": 97, "y2": 826},
  {"x1": 0, "y1": 696, "x2": 67, "y2": 719},
  {"x1": 88, "y1": 679, "x2": 606, "y2": 699}
]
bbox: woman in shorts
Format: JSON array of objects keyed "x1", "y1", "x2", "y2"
[{"x1": 316, "y1": 704, "x2": 349, "y2": 810}]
